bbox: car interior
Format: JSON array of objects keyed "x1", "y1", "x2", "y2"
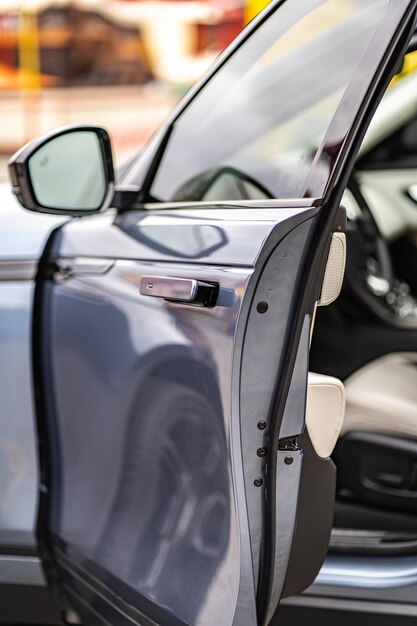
[{"x1": 310, "y1": 57, "x2": 417, "y2": 556}]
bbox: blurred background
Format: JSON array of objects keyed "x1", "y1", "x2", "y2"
[{"x1": 0, "y1": 0, "x2": 269, "y2": 181}]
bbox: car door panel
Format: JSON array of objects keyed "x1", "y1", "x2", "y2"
[
  {"x1": 37, "y1": 205, "x2": 320, "y2": 626},
  {"x1": 239, "y1": 228, "x2": 312, "y2": 590}
]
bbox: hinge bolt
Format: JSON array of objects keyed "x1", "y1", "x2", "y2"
[
  {"x1": 257, "y1": 420, "x2": 267, "y2": 430},
  {"x1": 254, "y1": 477, "x2": 263, "y2": 487},
  {"x1": 284, "y1": 456, "x2": 294, "y2": 465},
  {"x1": 257, "y1": 447, "x2": 267, "y2": 457},
  {"x1": 257, "y1": 301, "x2": 269, "y2": 314}
]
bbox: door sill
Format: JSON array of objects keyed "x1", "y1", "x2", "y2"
[{"x1": 329, "y1": 527, "x2": 417, "y2": 555}]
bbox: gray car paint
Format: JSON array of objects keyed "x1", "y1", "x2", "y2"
[
  {"x1": 0, "y1": 281, "x2": 37, "y2": 548},
  {"x1": 39, "y1": 203, "x2": 321, "y2": 625},
  {"x1": 0, "y1": 184, "x2": 62, "y2": 595},
  {"x1": 0, "y1": 184, "x2": 63, "y2": 260},
  {"x1": 5, "y1": 193, "x2": 417, "y2": 621}
]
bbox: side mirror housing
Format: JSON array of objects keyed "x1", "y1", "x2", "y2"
[{"x1": 9, "y1": 125, "x2": 115, "y2": 216}]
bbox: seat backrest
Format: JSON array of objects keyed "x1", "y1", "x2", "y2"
[{"x1": 306, "y1": 373, "x2": 346, "y2": 458}]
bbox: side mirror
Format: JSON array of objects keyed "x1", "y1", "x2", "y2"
[{"x1": 9, "y1": 125, "x2": 115, "y2": 216}]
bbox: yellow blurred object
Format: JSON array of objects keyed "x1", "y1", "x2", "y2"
[
  {"x1": 392, "y1": 50, "x2": 417, "y2": 84},
  {"x1": 245, "y1": 0, "x2": 270, "y2": 23},
  {"x1": 18, "y1": 7, "x2": 41, "y2": 92},
  {"x1": 0, "y1": 64, "x2": 56, "y2": 91}
]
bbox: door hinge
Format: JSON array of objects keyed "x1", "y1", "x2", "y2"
[{"x1": 277, "y1": 436, "x2": 300, "y2": 451}]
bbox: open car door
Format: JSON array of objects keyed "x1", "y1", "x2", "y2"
[{"x1": 13, "y1": 0, "x2": 417, "y2": 624}]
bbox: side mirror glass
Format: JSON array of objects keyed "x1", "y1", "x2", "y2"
[{"x1": 9, "y1": 126, "x2": 114, "y2": 216}]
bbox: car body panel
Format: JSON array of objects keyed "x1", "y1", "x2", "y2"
[
  {"x1": 38, "y1": 206, "x2": 319, "y2": 626},
  {"x1": 0, "y1": 281, "x2": 37, "y2": 548},
  {"x1": 0, "y1": 185, "x2": 64, "y2": 621},
  {"x1": 0, "y1": 184, "x2": 63, "y2": 546},
  {"x1": 0, "y1": 183, "x2": 63, "y2": 549},
  {"x1": 0, "y1": 184, "x2": 64, "y2": 261}
]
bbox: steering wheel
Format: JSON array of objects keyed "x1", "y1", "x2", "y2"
[{"x1": 347, "y1": 174, "x2": 394, "y2": 298}]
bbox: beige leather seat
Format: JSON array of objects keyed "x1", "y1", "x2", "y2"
[
  {"x1": 342, "y1": 352, "x2": 417, "y2": 438},
  {"x1": 306, "y1": 373, "x2": 346, "y2": 458},
  {"x1": 304, "y1": 231, "x2": 347, "y2": 459}
]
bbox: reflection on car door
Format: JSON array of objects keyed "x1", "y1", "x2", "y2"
[{"x1": 33, "y1": 1, "x2": 417, "y2": 625}]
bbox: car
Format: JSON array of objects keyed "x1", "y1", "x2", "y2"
[{"x1": 6, "y1": 0, "x2": 417, "y2": 625}]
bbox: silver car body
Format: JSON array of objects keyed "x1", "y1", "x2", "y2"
[{"x1": 0, "y1": 185, "x2": 63, "y2": 620}]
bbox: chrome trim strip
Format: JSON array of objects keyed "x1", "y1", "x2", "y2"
[
  {"x1": 0, "y1": 260, "x2": 37, "y2": 281},
  {"x1": 283, "y1": 594, "x2": 417, "y2": 617},
  {"x1": 316, "y1": 555, "x2": 417, "y2": 589}
]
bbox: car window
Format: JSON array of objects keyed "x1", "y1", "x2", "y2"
[{"x1": 149, "y1": 0, "x2": 390, "y2": 203}]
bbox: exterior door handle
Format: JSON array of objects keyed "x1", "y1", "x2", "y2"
[{"x1": 140, "y1": 276, "x2": 218, "y2": 307}]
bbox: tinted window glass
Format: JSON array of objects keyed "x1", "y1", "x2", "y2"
[{"x1": 151, "y1": 0, "x2": 390, "y2": 203}]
